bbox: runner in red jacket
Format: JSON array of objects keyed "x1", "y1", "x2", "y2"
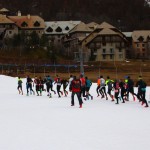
[{"x1": 70, "y1": 76, "x2": 83, "y2": 108}]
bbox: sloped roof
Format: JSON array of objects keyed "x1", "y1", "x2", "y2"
[
  {"x1": 98, "y1": 28, "x2": 118, "y2": 35},
  {"x1": 132, "y1": 30, "x2": 150, "y2": 42},
  {"x1": 45, "y1": 21, "x2": 81, "y2": 35},
  {"x1": 0, "y1": 14, "x2": 14, "y2": 24},
  {"x1": 87, "y1": 22, "x2": 99, "y2": 29},
  {"x1": 69, "y1": 22, "x2": 92, "y2": 33},
  {"x1": 83, "y1": 21, "x2": 127, "y2": 45},
  {"x1": 8, "y1": 15, "x2": 45, "y2": 29},
  {"x1": 0, "y1": 8, "x2": 9, "y2": 12},
  {"x1": 97, "y1": 22, "x2": 116, "y2": 29}
]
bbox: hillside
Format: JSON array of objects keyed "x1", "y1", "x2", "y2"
[{"x1": 0, "y1": 0, "x2": 150, "y2": 31}]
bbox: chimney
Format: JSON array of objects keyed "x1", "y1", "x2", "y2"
[
  {"x1": 17, "y1": 10, "x2": 21, "y2": 16},
  {"x1": 94, "y1": 24, "x2": 97, "y2": 30},
  {"x1": 27, "y1": 14, "x2": 31, "y2": 19}
]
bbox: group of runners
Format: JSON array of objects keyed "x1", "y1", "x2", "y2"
[{"x1": 17, "y1": 74, "x2": 149, "y2": 108}]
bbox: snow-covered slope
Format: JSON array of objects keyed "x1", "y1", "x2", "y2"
[{"x1": 0, "y1": 75, "x2": 150, "y2": 150}]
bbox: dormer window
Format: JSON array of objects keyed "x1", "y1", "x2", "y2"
[
  {"x1": 46, "y1": 27, "x2": 53, "y2": 32},
  {"x1": 34, "y1": 21, "x2": 40, "y2": 27},
  {"x1": 21, "y1": 22, "x2": 28, "y2": 27},
  {"x1": 65, "y1": 26, "x2": 69, "y2": 30},
  {"x1": 55, "y1": 26, "x2": 62, "y2": 32},
  {"x1": 138, "y1": 36, "x2": 144, "y2": 42}
]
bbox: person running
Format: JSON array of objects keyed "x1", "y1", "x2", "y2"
[
  {"x1": 113, "y1": 80, "x2": 120, "y2": 104},
  {"x1": 44, "y1": 75, "x2": 56, "y2": 97},
  {"x1": 119, "y1": 79, "x2": 126, "y2": 103},
  {"x1": 39, "y1": 76, "x2": 45, "y2": 96},
  {"x1": 96, "y1": 76, "x2": 103, "y2": 97},
  {"x1": 80, "y1": 74, "x2": 86, "y2": 98},
  {"x1": 26, "y1": 75, "x2": 35, "y2": 96},
  {"x1": 17, "y1": 76, "x2": 23, "y2": 95},
  {"x1": 85, "y1": 76, "x2": 93, "y2": 100},
  {"x1": 105, "y1": 76, "x2": 114, "y2": 101},
  {"x1": 126, "y1": 76, "x2": 136, "y2": 101},
  {"x1": 136, "y1": 76, "x2": 149, "y2": 107},
  {"x1": 34, "y1": 76, "x2": 41, "y2": 96},
  {"x1": 70, "y1": 76, "x2": 83, "y2": 108},
  {"x1": 99, "y1": 76, "x2": 108, "y2": 100},
  {"x1": 61, "y1": 78, "x2": 69, "y2": 97},
  {"x1": 54, "y1": 76, "x2": 63, "y2": 98}
]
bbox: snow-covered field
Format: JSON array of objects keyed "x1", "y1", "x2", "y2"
[{"x1": 0, "y1": 75, "x2": 150, "y2": 150}]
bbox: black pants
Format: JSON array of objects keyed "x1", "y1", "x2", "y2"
[
  {"x1": 57, "y1": 85, "x2": 62, "y2": 97},
  {"x1": 100, "y1": 86, "x2": 107, "y2": 98},
  {"x1": 115, "y1": 89, "x2": 119, "y2": 104},
  {"x1": 27, "y1": 83, "x2": 34, "y2": 95},
  {"x1": 120, "y1": 88, "x2": 126, "y2": 102},
  {"x1": 81, "y1": 86, "x2": 86, "y2": 97},
  {"x1": 137, "y1": 89, "x2": 148, "y2": 106},
  {"x1": 71, "y1": 92, "x2": 83, "y2": 105}
]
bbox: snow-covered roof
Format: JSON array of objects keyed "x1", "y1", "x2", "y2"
[
  {"x1": 0, "y1": 8, "x2": 9, "y2": 12},
  {"x1": 44, "y1": 21, "x2": 81, "y2": 35},
  {"x1": 123, "y1": 32, "x2": 132, "y2": 38}
]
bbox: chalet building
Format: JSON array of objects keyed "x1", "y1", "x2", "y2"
[
  {"x1": 123, "y1": 32, "x2": 132, "y2": 59},
  {"x1": 8, "y1": 12, "x2": 45, "y2": 37},
  {"x1": 0, "y1": 8, "x2": 10, "y2": 16},
  {"x1": 81, "y1": 22, "x2": 128, "y2": 61},
  {"x1": 132, "y1": 31, "x2": 150, "y2": 59},
  {"x1": 0, "y1": 14, "x2": 18, "y2": 45},
  {"x1": 44, "y1": 21, "x2": 81, "y2": 46},
  {"x1": 63, "y1": 22, "x2": 92, "y2": 60}
]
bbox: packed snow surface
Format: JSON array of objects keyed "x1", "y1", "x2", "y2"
[{"x1": 0, "y1": 75, "x2": 150, "y2": 150}]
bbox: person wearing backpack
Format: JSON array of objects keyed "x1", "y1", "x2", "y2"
[
  {"x1": 136, "y1": 76, "x2": 149, "y2": 107},
  {"x1": 70, "y1": 76, "x2": 83, "y2": 108}
]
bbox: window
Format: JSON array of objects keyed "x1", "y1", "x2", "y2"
[
  {"x1": 102, "y1": 42, "x2": 106, "y2": 46},
  {"x1": 142, "y1": 44, "x2": 145, "y2": 48},
  {"x1": 65, "y1": 26, "x2": 69, "y2": 30},
  {"x1": 103, "y1": 55, "x2": 106, "y2": 59},
  {"x1": 21, "y1": 22, "x2": 28, "y2": 27},
  {"x1": 55, "y1": 26, "x2": 62, "y2": 32},
  {"x1": 103, "y1": 49, "x2": 106, "y2": 53},
  {"x1": 119, "y1": 48, "x2": 122, "y2": 52},
  {"x1": 46, "y1": 27, "x2": 53, "y2": 32},
  {"x1": 110, "y1": 55, "x2": 113, "y2": 59},
  {"x1": 110, "y1": 48, "x2": 113, "y2": 53},
  {"x1": 137, "y1": 43, "x2": 139, "y2": 47},
  {"x1": 119, "y1": 54, "x2": 123, "y2": 59},
  {"x1": 9, "y1": 31, "x2": 12, "y2": 34},
  {"x1": 34, "y1": 21, "x2": 40, "y2": 27}
]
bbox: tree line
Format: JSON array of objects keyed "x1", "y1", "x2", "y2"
[{"x1": 1, "y1": 0, "x2": 150, "y2": 31}]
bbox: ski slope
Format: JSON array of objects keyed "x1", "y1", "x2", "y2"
[{"x1": 0, "y1": 75, "x2": 150, "y2": 150}]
